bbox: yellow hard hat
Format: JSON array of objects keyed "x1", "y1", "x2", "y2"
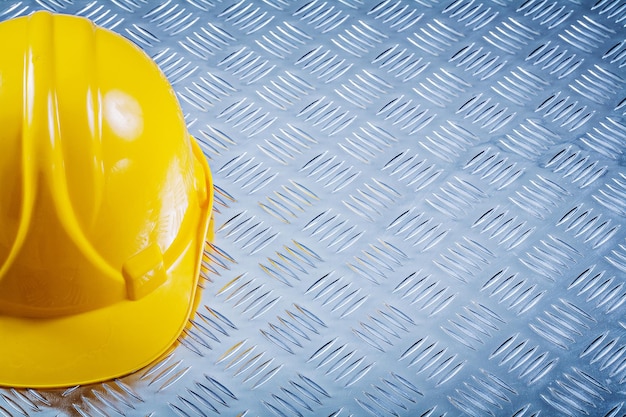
[{"x1": 0, "y1": 11, "x2": 213, "y2": 387}]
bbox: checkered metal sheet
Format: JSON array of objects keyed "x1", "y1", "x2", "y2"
[{"x1": 2, "y1": 0, "x2": 626, "y2": 415}]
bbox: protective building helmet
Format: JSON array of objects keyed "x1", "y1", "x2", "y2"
[{"x1": 0, "y1": 11, "x2": 213, "y2": 387}]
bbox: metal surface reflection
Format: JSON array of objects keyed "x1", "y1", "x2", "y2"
[{"x1": 0, "y1": 0, "x2": 625, "y2": 416}]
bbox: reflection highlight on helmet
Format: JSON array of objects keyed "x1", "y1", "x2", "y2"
[{"x1": 103, "y1": 89, "x2": 144, "y2": 141}]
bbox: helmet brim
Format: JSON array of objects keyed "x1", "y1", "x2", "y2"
[{"x1": 0, "y1": 141, "x2": 213, "y2": 388}]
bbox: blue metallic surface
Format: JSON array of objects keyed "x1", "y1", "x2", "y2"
[{"x1": 2, "y1": 1, "x2": 626, "y2": 415}]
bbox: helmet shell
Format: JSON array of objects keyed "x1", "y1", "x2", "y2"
[{"x1": 0, "y1": 11, "x2": 213, "y2": 387}]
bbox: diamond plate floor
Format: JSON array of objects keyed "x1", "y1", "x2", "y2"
[{"x1": 2, "y1": 0, "x2": 626, "y2": 416}]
